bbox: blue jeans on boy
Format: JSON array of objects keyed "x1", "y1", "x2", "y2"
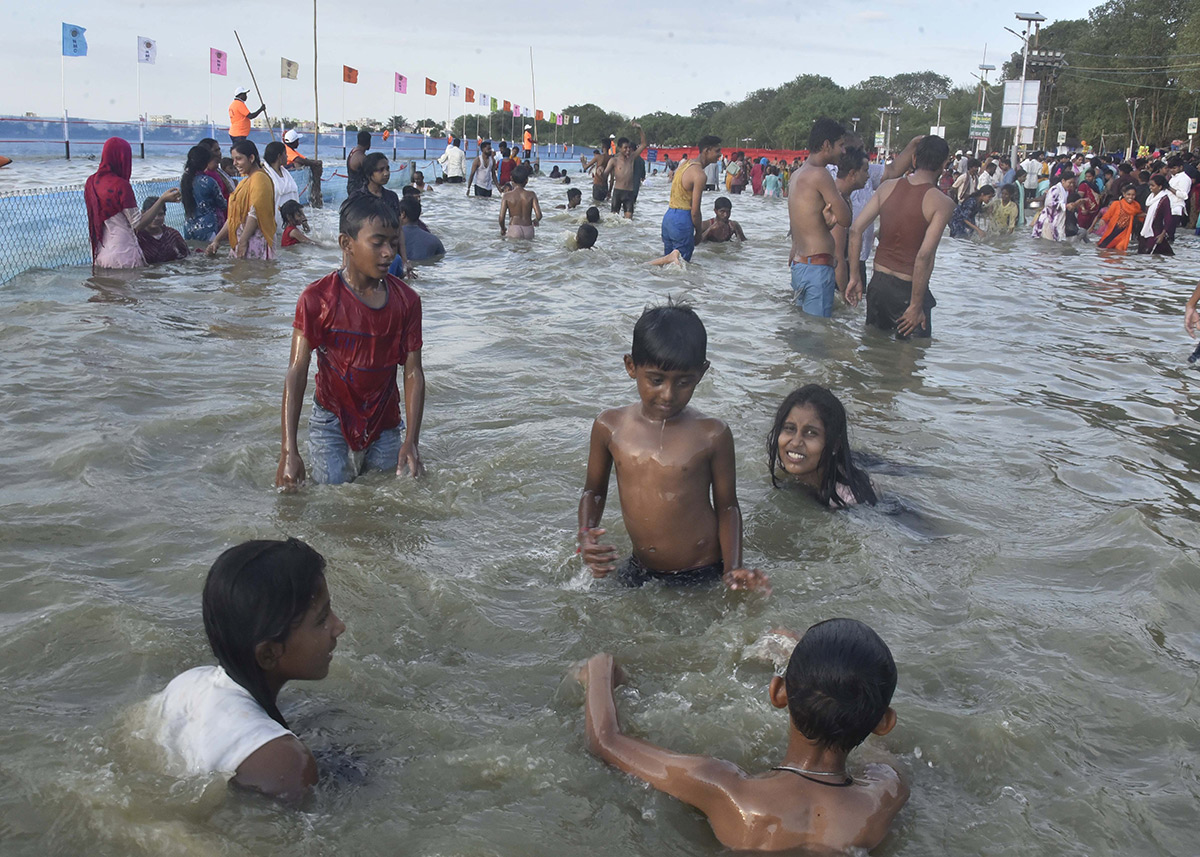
[
  {"x1": 308, "y1": 402, "x2": 404, "y2": 485},
  {"x1": 661, "y1": 207, "x2": 696, "y2": 261},
  {"x1": 790, "y1": 260, "x2": 837, "y2": 317}
]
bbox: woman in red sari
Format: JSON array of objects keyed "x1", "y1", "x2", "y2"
[
  {"x1": 1074, "y1": 169, "x2": 1101, "y2": 231},
  {"x1": 84, "y1": 137, "x2": 179, "y2": 268}
]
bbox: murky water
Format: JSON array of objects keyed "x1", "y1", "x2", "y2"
[{"x1": 2, "y1": 157, "x2": 1199, "y2": 855}]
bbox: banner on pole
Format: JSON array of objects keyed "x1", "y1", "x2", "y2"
[
  {"x1": 503, "y1": 99, "x2": 511, "y2": 112},
  {"x1": 477, "y1": 92, "x2": 487, "y2": 105},
  {"x1": 573, "y1": 115, "x2": 579, "y2": 124},
  {"x1": 137, "y1": 36, "x2": 157, "y2": 64},
  {"x1": 343, "y1": 65, "x2": 358, "y2": 84},
  {"x1": 554, "y1": 113, "x2": 561, "y2": 125},
  {"x1": 395, "y1": 73, "x2": 407, "y2": 93},
  {"x1": 465, "y1": 87, "x2": 475, "y2": 103},
  {"x1": 425, "y1": 78, "x2": 437, "y2": 96},
  {"x1": 1189, "y1": 117, "x2": 1199, "y2": 135},
  {"x1": 969, "y1": 111, "x2": 992, "y2": 141},
  {"x1": 281, "y1": 57, "x2": 299, "y2": 79},
  {"x1": 491, "y1": 97, "x2": 499, "y2": 112},
  {"x1": 1000, "y1": 80, "x2": 1039, "y2": 128},
  {"x1": 210, "y1": 48, "x2": 227, "y2": 76},
  {"x1": 874, "y1": 131, "x2": 885, "y2": 149},
  {"x1": 536, "y1": 109, "x2": 544, "y2": 121},
  {"x1": 513, "y1": 104, "x2": 521, "y2": 116},
  {"x1": 62, "y1": 23, "x2": 87, "y2": 57},
  {"x1": 450, "y1": 83, "x2": 460, "y2": 97}
]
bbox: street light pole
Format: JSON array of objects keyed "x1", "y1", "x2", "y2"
[{"x1": 1011, "y1": 12, "x2": 1045, "y2": 172}]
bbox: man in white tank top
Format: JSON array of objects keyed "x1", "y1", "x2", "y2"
[{"x1": 467, "y1": 141, "x2": 500, "y2": 198}]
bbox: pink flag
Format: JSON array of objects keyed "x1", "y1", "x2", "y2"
[
  {"x1": 394, "y1": 73, "x2": 407, "y2": 94},
  {"x1": 513, "y1": 104, "x2": 520, "y2": 117},
  {"x1": 210, "y1": 47, "x2": 227, "y2": 76}
]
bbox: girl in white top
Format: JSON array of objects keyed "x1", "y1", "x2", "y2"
[{"x1": 144, "y1": 538, "x2": 345, "y2": 801}]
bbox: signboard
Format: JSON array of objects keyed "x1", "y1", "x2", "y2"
[
  {"x1": 929, "y1": 125, "x2": 946, "y2": 137},
  {"x1": 1001, "y1": 80, "x2": 1040, "y2": 128},
  {"x1": 969, "y1": 112, "x2": 992, "y2": 140},
  {"x1": 1189, "y1": 117, "x2": 1199, "y2": 135},
  {"x1": 1057, "y1": 131, "x2": 1067, "y2": 145},
  {"x1": 874, "y1": 131, "x2": 885, "y2": 149}
]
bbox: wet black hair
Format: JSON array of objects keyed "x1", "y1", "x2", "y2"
[
  {"x1": 631, "y1": 299, "x2": 707, "y2": 371},
  {"x1": 567, "y1": 187, "x2": 582, "y2": 200},
  {"x1": 576, "y1": 223, "x2": 598, "y2": 249},
  {"x1": 280, "y1": 199, "x2": 305, "y2": 223},
  {"x1": 617, "y1": 137, "x2": 631, "y2": 148},
  {"x1": 399, "y1": 194, "x2": 421, "y2": 223},
  {"x1": 452, "y1": 137, "x2": 461, "y2": 148},
  {"x1": 402, "y1": 185, "x2": 421, "y2": 197},
  {"x1": 512, "y1": 164, "x2": 531, "y2": 185},
  {"x1": 563, "y1": 176, "x2": 571, "y2": 185},
  {"x1": 713, "y1": 196, "x2": 732, "y2": 211},
  {"x1": 357, "y1": 130, "x2": 372, "y2": 147},
  {"x1": 363, "y1": 151, "x2": 390, "y2": 183},
  {"x1": 141, "y1": 195, "x2": 160, "y2": 212},
  {"x1": 263, "y1": 141, "x2": 286, "y2": 166},
  {"x1": 808, "y1": 117, "x2": 844, "y2": 153},
  {"x1": 767, "y1": 384, "x2": 876, "y2": 506},
  {"x1": 698, "y1": 134, "x2": 722, "y2": 152},
  {"x1": 586, "y1": 206, "x2": 600, "y2": 223},
  {"x1": 969, "y1": 185, "x2": 996, "y2": 200},
  {"x1": 914, "y1": 136, "x2": 950, "y2": 171},
  {"x1": 837, "y1": 147, "x2": 868, "y2": 177},
  {"x1": 784, "y1": 618, "x2": 896, "y2": 753},
  {"x1": 339, "y1": 193, "x2": 400, "y2": 237},
  {"x1": 202, "y1": 538, "x2": 327, "y2": 727},
  {"x1": 230, "y1": 139, "x2": 261, "y2": 169},
  {"x1": 180, "y1": 144, "x2": 214, "y2": 218}
]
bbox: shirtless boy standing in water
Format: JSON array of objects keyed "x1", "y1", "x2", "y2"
[
  {"x1": 578, "y1": 303, "x2": 769, "y2": 591},
  {"x1": 788, "y1": 117, "x2": 851, "y2": 317},
  {"x1": 499, "y1": 164, "x2": 541, "y2": 239},
  {"x1": 604, "y1": 123, "x2": 647, "y2": 218}
]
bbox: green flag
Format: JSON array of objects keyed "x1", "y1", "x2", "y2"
[
  {"x1": 550, "y1": 112, "x2": 557, "y2": 124},
  {"x1": 490, "y1": 96, "x2": 498, "y2": 112}
]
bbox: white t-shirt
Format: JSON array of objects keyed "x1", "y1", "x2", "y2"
[
  {"x1": 438, "y1": 145, "x2": 466, "y2": 178},
  {"x1": 1021, "y1": 158, "x2": 1041, "y2": 189},
  {"x1": 265, "y1": 166, "x2": 300, "y2": 225},
  {"x1": 1168, "y1": 171, "x2": 1192, "y2": 216},
  {"x1": 145, "y1": 665, "x2": 292, "y2": 778},
  {"x1": 704, "y1": 161, "x2": 720, "y2": 186}
]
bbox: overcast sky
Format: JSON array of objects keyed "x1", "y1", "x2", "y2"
[{"x1": 4, "y1": 1, "x2": 1097, "y2": 125}]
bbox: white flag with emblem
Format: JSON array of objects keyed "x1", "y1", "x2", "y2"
[
  {"x1": 137, "y1": 36, "x2": 157, "y2": 64},
  {"x1": 281, "y1": 57, "x2": 299, "y2": 80}
]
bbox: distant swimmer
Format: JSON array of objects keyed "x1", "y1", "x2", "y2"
[
  {"x1": 227, "y1": 85, "x2": 266, "y2": 145},
  {"x1": 655, "y1": 134, "x2": 722, "y2": 264},
  {"x1": 499, "y1": 164, "x2": 542, "y2": 239},
  {"x1": 699, "y1": 196, "x2": 746, "y2": 243},
  {"x1": 603, "y1": 123, "x2": 647, "y2": 218},
  {"x1": 575, "y1": 223, "x2": 598, "y2": 250},
  {"x1": 555, "y1": 187, "x2": 583, "y2": 210},
  {"x1": 787, "y1": 117, "x2": 850, "y2": 318},
  {"x1": 847, "y1": 135, "x2": 954, "y2": 340}
]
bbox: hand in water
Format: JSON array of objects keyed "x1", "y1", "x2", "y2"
[
  {"x1": 897, "y1": 304, "x2": 927, "y2": 337},
  {"x1": 579, "y1": 527, "x2": 618, "y2": 577},
  {"x1": 204, "y1": 240, "x2": 220, "y2": 257},
  {"x1": 573, "y1": 653, "x2": 623, "y2": 688},
  {"x1": 397, "y1": 442, "x2": 424, "y2": 477},
  {"x1": 275, "y1": 451, "x2": 306, "y2": 492},
  {"x1": 724, "y1": 567, "x2": 771, "y2": 593}
]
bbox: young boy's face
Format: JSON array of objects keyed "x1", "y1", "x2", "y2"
[
  {"x1": 623, "y1": 358, "x2": 709, "y2": 421},
  {"x1": 714, "y1": 206, "x2": 731, "y2": 223},
  {"x1": 341, "y1": 217, "x2": 398, "y2": 279}
]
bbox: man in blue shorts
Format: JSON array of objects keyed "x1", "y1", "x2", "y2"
[
  {"x1": 786, "y1": 118, "x2": 850, "y2": 317},
  {"x1": 656, "y1": 135, "x2": 722, "y2": 264}
]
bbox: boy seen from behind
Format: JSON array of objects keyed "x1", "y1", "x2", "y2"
[
  {"x1": 578, "y1": 303, "x2": 768, "y2": 591},
  {"x1": 276, "y1": 195, "x2": 424, "y2": 489},
  {"x1": 499, "y1": 165, "x2": 542, "y2": 239},
  {"x1": 576, "y1": 617, "x2": 907, "y2": 852}
]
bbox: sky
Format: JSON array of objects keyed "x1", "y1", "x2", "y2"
[{"x1": 2, "y1": 1, "x2": 1099, "y2": 126}]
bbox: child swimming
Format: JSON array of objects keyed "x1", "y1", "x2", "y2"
[
  {"x1": 143, "y1": 538, "x2": 344, "y2": 801},
  {"x1": 767, "y1": 384, "x2": 877, "y2": 507},
  {"x1": 577, "y1": 302, "x2": 769, "y2": 591},
  {"x1": 575, "y1": 617, "x2": 908, "y2": 851}
]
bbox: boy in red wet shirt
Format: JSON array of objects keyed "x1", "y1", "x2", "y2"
[{"x1": 275, "y1": 195, "x2": 425, "y2": 489}]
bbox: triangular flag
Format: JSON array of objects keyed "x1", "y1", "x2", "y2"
[
  {"x1": 281, "y1": 57, "x2": 299, "y2": 79},
  {"x1": 425, "y1": 78, "x2": 437, "y2": 96},
  {"x1": 343, "y1": 65, "x2": 358, "y2": 84},
  {"x1": 395, "y1": 73, "x2": 407, "y2": 94},
  {"x1": 137, "y1": 36, "x2": 157, "y2": 65},
  {"x1": 209, "y1": 47, "x2": 227, "y2": 76},
  {"x1": 62, "y1": 24, "x2": 87, "y2": 58}
]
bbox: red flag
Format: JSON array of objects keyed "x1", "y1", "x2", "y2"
[
  {"x1": 536, "y1": 109, "x2": 544, "y2": 121},
  {"x1": 425, "y1": 77, "x2": 437, "y2": 96},
  {"x1": 503, "y1": 99, "x2": 511, "y2": 113},
  {"x1": 343, "y1": 65, "x2": 358, "y2": 84},
  {"x1": 465, "y1": 87, "x2": 475, "y2": 103}
]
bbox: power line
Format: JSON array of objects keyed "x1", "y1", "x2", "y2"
[
  {"x1": 1066, "y1": 63, "x2": 1200, "y2": 72},
  {"x1": 1058, "y1": 70, "x2": 1187, "y2": 91},
  {"x1": 1066, "y1": 50, "x2": 1200, "y2": 58}
]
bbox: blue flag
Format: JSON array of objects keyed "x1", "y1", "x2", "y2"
[{"x1": 62, "y1": 23, "x2": 87, "y2": 57}]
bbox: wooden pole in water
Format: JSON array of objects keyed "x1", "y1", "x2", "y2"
[
  {"x1": 234, "y1": 30, "x2": 276, "y2": 142},
  {"x1": 312, "y1": 0, "x2": 319, "y2": 161},
  {"x1": 529, "y1": 47, "x2": 537, "y2": 162}
]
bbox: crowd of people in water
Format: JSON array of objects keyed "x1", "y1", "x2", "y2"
[{"x1": 71, "y1": 109, "x2": 1198, "y2": 851}]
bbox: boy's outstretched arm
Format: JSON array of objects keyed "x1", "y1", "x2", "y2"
[
  {"x1": 579, "y1": 655, "x2": 744, "y2": 822},
  {"x1": 398, "y1": 348, "x2": 424, "y2": 477},
  {"x1": 498, "y1": 196, "x2": 508, "y2": 235},
  {"x1": 276, "y1": 329, "x2": 313, "y2": 491},
  {"x1": 578, "y1": 418, "x2": 618, "y2": 576},
  {"x1": 711, "y1": 427, "x2": 770, "y2": 592}
]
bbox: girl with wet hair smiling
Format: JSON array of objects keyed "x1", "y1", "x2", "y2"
[{"x1": 767, "y1": 385, "x2": 876, "y2": 508}]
